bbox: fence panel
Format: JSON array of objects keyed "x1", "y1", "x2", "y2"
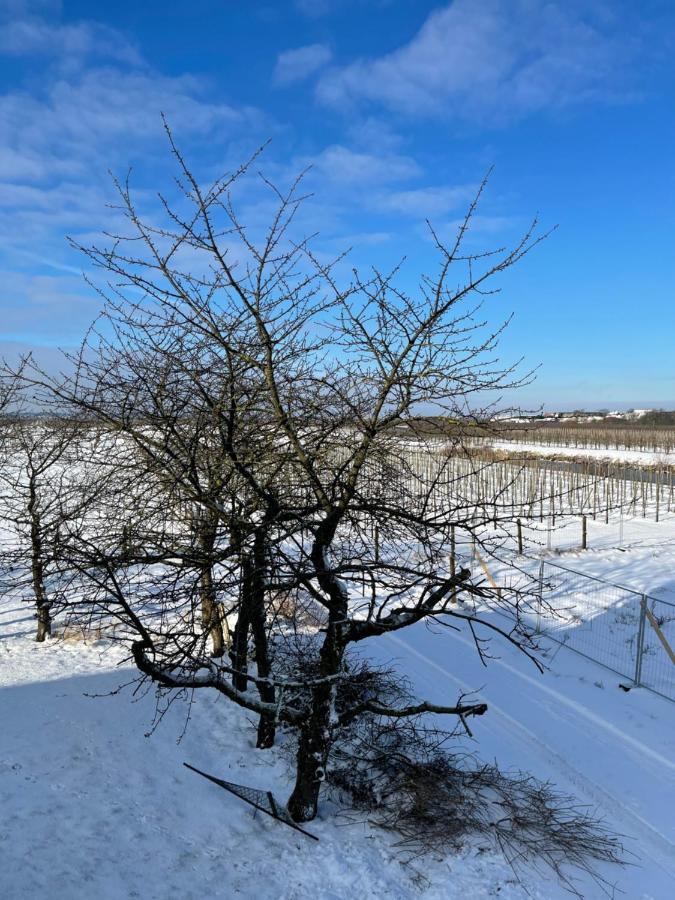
[
  {"x1": 490, "y1": 554, "x2": 675, "y2": 703},
  {"x1": 536, "y1": 561, "x2": 644, "y2": 684},
  {"x1": 639, "y1": 597, "x2": 675, "y2": 701}
]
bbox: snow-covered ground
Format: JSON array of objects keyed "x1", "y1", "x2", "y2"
[
  {"x1": 488, "y1": 439, "x2": 675, "y2": 466},
  {"x1": 2, "y1": 487, "x2": 675, "y2": 900},
  {"x1": 1, "y1": 597, "x2": 549, "y2": 900},
  {"x1": 373, "y1": 623, "x2": 675, "y2": 899},
  {"x1": 3, "y1": 514, "x2": 675, "y2": 900}
]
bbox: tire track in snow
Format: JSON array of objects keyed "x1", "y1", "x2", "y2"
[
  {"x1": 384, "y1": 631, "x2": 675, "y2": 885},
  {"x1": 455, "y1": 630, "x2": 675, "y2": 776}
]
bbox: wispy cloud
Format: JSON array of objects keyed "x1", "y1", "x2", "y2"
[
  {"x1": 274, "y1": 43, "x2": 332, "y2": 86},
  {"x1": 0, "y1": 7, "x2": 265, "y2": 344},
  {"x1": 317, "y1": 0, "x2": 636, "y2": 120},
  {"x1": 0, "y1": 10, "x2": 259, "y2": 187},
  {"x1": 374, "y1": 184, "x2": 474, "y2": 218},
  {"x1": 0, "y1": 268, "x2": 96, "y2": 344},
  {"x1": 304, "y1": 144, "x2": 420, "y2": 184},
  {"x1": 0, "y1": 16, "x2": 141, "y2": 64}
]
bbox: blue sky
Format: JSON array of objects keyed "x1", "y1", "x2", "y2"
[{"x1": 1, "y1": 0, "x2": 674, "y2": 410}]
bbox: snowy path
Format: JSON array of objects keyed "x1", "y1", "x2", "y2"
[{"x1": 368, "y1": 622, "x2": 675, "y2": 899}]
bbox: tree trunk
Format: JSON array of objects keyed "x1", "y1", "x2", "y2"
[
  {"x1": 230, "y1": 552, "x2": 253, "y2": 692},
  {"x1": 35, "y1": 590, "x2": 51, "y2": 642},
  {"x1": 287, "y1": 623, "x2": 344, "y2": 821},
  {"x1": 287, "y1": 688, "x2": 333, "y2": 821},
  {"x1": 250, "y1": 529, "x2": 276, "y2": 748},
  {"x1": 200, "y1": 564, "x2": 225, "y2": 658},
  {"x1": 196, "y1": 513, "x2": 226, "y2": 657},
  {"x1": 230, "y1": 527, "x2": 276, "y2": 745},
  {"x1": 29, "y1": 481, "x2": 51, "y2": 642},
  {"x1": 288, "y1": 521, "x2": 346, "y2": 820}
]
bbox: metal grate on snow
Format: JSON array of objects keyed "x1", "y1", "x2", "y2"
[{"x1": 183, "y1": 762, "x2": 318, "y2": 841}]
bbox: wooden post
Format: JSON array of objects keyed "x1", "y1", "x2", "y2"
[
  {"x1": 644, "y1": 603, "x2": 675, "y2": 666},
  {"x1": 516, "y1": 518, "x2": 523, "y2": 555},
  {"x1": 581, "y1": 514, "x2": 587, "y2": 550},
  {"x1": 450, "y1": 525, "x2": 456, "y2": 578},
  {"x1": 475, "y1": 547, "x2": 501, "y2": 598}
]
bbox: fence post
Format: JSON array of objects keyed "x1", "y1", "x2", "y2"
[
  {"x1": 634, "y1": 595, "x2": 647, "y2": 687},
  {"x1": 536, "y1": 560, "x2": 545, "y2": 634},
  {"x1": 516, "y1": 518, "x2": 523, "y2": 555},
  {"x1": 581, "y1": 515, "x2": 587, "y2": 550}
]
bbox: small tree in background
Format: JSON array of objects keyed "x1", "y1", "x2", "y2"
[{"x1": 0, "y1": 409, "x2": 99, "y2": 641}]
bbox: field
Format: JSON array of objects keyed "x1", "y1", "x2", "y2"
[{"x1": 2, "y1": 430, "x2": 675, "y2": 899}]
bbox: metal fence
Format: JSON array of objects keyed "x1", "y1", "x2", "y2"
[{"x1": 526, "y1": 556, "x2": 675, "y2": 703}]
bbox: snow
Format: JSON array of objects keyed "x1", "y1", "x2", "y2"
[
  {"x1": 373, "y1": 623, "x2": 675, "y2": 898},
  {"x1": 2, "y1": 512, "x2": 675, "y2": 898},
  {"x1": 0, "y1": 597, "x2": 542, "y2": 900},
  {"x1": 489, "y1": 439, "x2": 675, "y2": 466}
]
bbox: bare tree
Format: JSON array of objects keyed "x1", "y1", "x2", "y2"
[
  {"x1": 20, "y1": 124, "x2": 549, "y2": 818},
  {"x1": 0, "y1": 410, "x2": 97, "y2": 641}
]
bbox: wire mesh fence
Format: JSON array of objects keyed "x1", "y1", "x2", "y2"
[{"x1": 518, "y1": 556, "x2": 675, "y2": 703}]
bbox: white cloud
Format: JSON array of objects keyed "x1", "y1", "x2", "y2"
[
  {"x1": 317, "y1": 0, "x2": 634, "y2": 120},
  {"x1": 375, "y1": 184, "x2": 474, "y2": 218},
  {"x1": 0, "y1": 67, "x2": 254, "y2": 195},
  {"x1": 0, "y1": 17, "x2": 142, "y2": 65},
  {"x1": 0, "y1": 9, "x2": 260, "y2": 182},
  {"x1": 0, "y1": 268, "x2": 96, "y2": 344},
  {"x1": 307, "y1": 144, "x2": 420, "y2": 184},
  {"x1": 274, "y1": 43, "x2": 332, "y2": 86},
  {"x1": 0, "y1": 8, "x2": 265, "y2": 344},
  {"x1": 47, "y1": 68, "x2": 244, "y2": 140}
]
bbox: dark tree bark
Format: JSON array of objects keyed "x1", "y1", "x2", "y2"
[
  {"x1": 250, "y1": 528, "x2": 276, "y2": 748},
  {"x1": 28, "y1": 479, "x2": 51, "y2": 642},
  {"x1": 230, "y1": 528, "x2": 277, "y2": 747},
  {"x1": 230, "y1": 552, "x2": 253, "y2": 693},
  {"x1": 196, "y1": 512, "x2": 226, "y2": 657},
  {"x1": 288, "y1": 521, "x2": 347, "y2": 820},
  {"x1": 287, "y1": 627, "x2": 343, "y2": 821}
]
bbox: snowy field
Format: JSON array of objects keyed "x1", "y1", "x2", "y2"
[
  {"x1": 489, "y1": 439, "x2": 675, "y2": 466},
  {"x1": 2, "y1": 448, "x2": 675, "y2": 899},
  {"x1": 2, "y1": 510, "x2": 675, "y2": 900}
]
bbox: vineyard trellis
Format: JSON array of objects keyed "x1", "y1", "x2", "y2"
[
  {"x1": 490, "y1": 423, "x2": 675, "y2": 455},
  {"x1": 380, "y1": 439, "x2": 675, "y2": 530},
  {"x1": 356, "y1": 439, "x2": 675, "y2": 703}
]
